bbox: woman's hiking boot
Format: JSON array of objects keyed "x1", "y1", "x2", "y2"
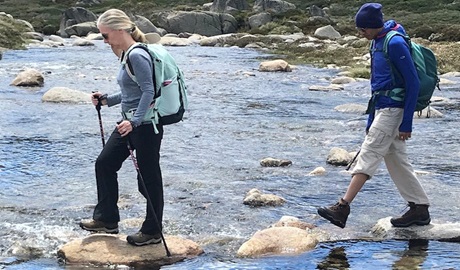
[
  {"x1": 390, "y1": 202, "x2": 431, "y2": 227},
  {"x1": 79, "y1": 219, "x2": 119, "y2": 234},
  {"x1": 126, "y1": 232, "x2": 162, "y2": 246},
  {"x1": 317, "y1": 198, "x2": 350, "y2": 228}
]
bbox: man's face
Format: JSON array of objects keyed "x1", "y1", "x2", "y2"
[{"x1": 357, "y1": 27, "x2": 377, "y2": 40}]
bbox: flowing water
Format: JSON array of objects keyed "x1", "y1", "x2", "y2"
[{"x1": 0, "y1": 39, "x2": 459, "y2": 269}]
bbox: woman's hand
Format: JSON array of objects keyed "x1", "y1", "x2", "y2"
[
  {"x1": 91, "y1": 92, "x2": 107, "y2": 106},
  {"x1": 117, "y1": 120, "x2": 133, "y2": 137}
]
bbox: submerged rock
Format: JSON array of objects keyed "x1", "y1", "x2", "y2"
[
  {"x1": 260, "y1": 157, "x2": 292, "y2": 167},
  {"x1": 243, "y1": 188, "x2": 286, "y2": 207},
  {"x1": 58, "y1": 234, "x2": 203, "y2": 268}
]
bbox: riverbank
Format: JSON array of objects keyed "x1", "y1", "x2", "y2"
[{"x1": 2, "y1": 1, "x2": 460, "y2": 73}]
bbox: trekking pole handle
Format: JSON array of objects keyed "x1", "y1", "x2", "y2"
[{"x1": 92, "y1": 91, "x2": 104, "y2": 111}]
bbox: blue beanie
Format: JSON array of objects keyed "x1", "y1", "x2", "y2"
[{"x1": 355, "y1": 3, "x2": 384, "y2": 29}]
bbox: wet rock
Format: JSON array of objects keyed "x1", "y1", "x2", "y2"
[
  {"x1": 334, "y1": 103, "x2": 367, "y2": 114},
  {"x1": 58, "y1": 234, "x2": 203, "y2": 268},
  {"x1": 258, "y1": 59, "x2": 292, "y2": 72},
  {"x1": 42, "y1": 87, "x2": 90, "y2": 103},
  {"x1": 271, "y1": 216, "x2": 316, "y2": 230},
  {"x1": 260, "y1": 157, "x2": 292, "y2": 167},
  {"x1": 237, "y1": 227, "x2": 318, "y2": 257},
  {"x1": 331, "y1": 76, "x2": 356, "y2": 84},
  {"x1": 10, "y1": 68, "x2": 44, "y2": 87},
  {"x1": 72, "y1": 37, "x2": 95, "y2": 46},
  {"x1": 309, "y1": 84, "x2": 344, "y2": 91},
  {"x1": 308, "y1": 166, "x2": 326, "y2": 176},
  {"x1": 199, "y1": 33, "x2": 236, "y2": 47},
  {"x1": 372, "y1": 217, "x2": 460, "y2": 242},
  {"x1": 326, "y1": 147, "x2": 352, "y2": 166},
  {"x1": 160, "y1": 36, "x2": 192, "y2": 46},
  {"x1": 48, "y1": 35, "x2": 65, "y2": 44},
  {"x1": 243, "y1": 188, "x2": 286, "y2": 207}
]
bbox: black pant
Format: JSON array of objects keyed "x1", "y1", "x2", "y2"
[{"x1": 92, "y1": 123, "x2": 164, "y2": 235}]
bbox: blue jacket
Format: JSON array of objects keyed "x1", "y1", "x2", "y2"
[{"x1": 367, "y1": 20, "x2": 420, "y2": 132}]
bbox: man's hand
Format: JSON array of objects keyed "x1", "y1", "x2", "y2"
[{"x1": 399, "y1": 132, "x2": 411, "y2": 141}]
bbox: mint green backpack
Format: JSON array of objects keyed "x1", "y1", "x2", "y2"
[
  {"x1": 124, "y1": 43, "x2": 188, "y2": 132},
  {"x1": 372, "y1": 31, "x2": 439, "y2": 112}
]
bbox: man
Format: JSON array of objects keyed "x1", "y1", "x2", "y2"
[{"x1": 317, "y1": 3, "x2": 431, "y2": 228}]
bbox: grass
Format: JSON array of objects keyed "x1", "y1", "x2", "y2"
[{"x1": 0, "y1": 16, "x2": 27, "y2": 49}]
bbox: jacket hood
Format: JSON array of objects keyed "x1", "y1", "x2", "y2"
[{"x1": 382, "y1": 20, "x2": 406, "y2": 36}]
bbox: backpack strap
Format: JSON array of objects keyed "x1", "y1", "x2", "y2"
[
  {"x1": 383, "y1": 31, "x2": 409, "y2": 84},
  {"x1": 122, "y1": 43, "x2": 163, "y2": 133},
  {"x1": 373, "y1": 31, "x2": 410, "y2": 101},
  {"x1": 123, "y1": 43, "x2": 159, "y2": 98}
]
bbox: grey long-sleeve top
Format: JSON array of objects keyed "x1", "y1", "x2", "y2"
[{"x1": 106, "y1": 45, "x2": 155, "y2": 127}]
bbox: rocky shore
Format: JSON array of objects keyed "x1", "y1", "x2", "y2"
[{"x1": 2, "y1": 0, "x2": 460, "y2": 73}]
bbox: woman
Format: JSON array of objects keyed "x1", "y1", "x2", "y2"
[{"x1": 79, "y1": 9, "x2": 164, "y2": 246}]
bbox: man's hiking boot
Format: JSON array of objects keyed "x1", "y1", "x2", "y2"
[
  {"x1": 127, "y1": 232, "x2": 162, "y2": 246},
  {"x1": 317, "y1": 198, "x2": 350, "y2": 228},
  {"x1": 391, "y1": 202, "x2": 431, "y2": 227},
  {"x1": 79, "y1": 219, "x2": 119, "y2": 234}
]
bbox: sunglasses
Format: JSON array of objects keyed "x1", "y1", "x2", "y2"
[
  {"x1": 101, "y1": 33, "x2": 109, "y2": 40},
  {"x1": 356, "y1": 27, "x2": 366, "y2": 33}
]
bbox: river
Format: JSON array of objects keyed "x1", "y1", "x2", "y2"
[{"x1": 0, "y1": 39, "x2": 459, "y2": 269}]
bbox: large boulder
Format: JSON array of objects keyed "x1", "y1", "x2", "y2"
[
  {"x1": 58, "y1": 234, "x2": 204, "y2": 268},
  {"x1": 64, "y1": 21, "x2": 98, "y2": 37},
  {"x1": 211, "y1": 0, "x2": 249, "y2": 13},
  {"x1": 58, "y1": 7, "x2": 97, "y2": 38},
  {"x1": 253, "y1": 0, "x2": 296, "y2": 14},
  {"x1": 314, "y1": 25, "x2": 341, "y2": 39},
  {"x1": 248, "y1": 12, "x2": 272, "y2": 29},
  {"x1": 133, "y1": 15, "x2": 164, "y2": 35},
  {"x1": 157, "y1": 11, "x2": 238, "y2": 36}
]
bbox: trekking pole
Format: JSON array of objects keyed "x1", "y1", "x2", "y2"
[
  {"x1": 346, "y1": 150, "x2": 360, "y2": 171},
  {"x1": 125, "y1": 134, "x2": 171, "y2": 257},
  {"x1": 94, "y1": 93, "x2": 105, "y2": 147}
]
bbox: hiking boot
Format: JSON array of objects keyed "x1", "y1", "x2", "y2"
[
  {"x1": 79, "y1": 219, "x2": 119, "y2": 234},
  {"x1": 126, "y1": 232, "x2": 162, "y2": 246},
  {"x1": 390, "y1": 202, "x2": 431, "y2": 227},
  {"x1": 317, "y1": 199, "x2": 350, "y2": 228}
]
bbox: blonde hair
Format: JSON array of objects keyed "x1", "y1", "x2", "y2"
[{"x1": 97, "y1": 9, "x2": 147, "y2": 43}]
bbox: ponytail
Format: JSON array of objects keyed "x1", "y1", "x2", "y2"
[{"x1": 131, "y1": 25, "x2": 147, "y2": 43}]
